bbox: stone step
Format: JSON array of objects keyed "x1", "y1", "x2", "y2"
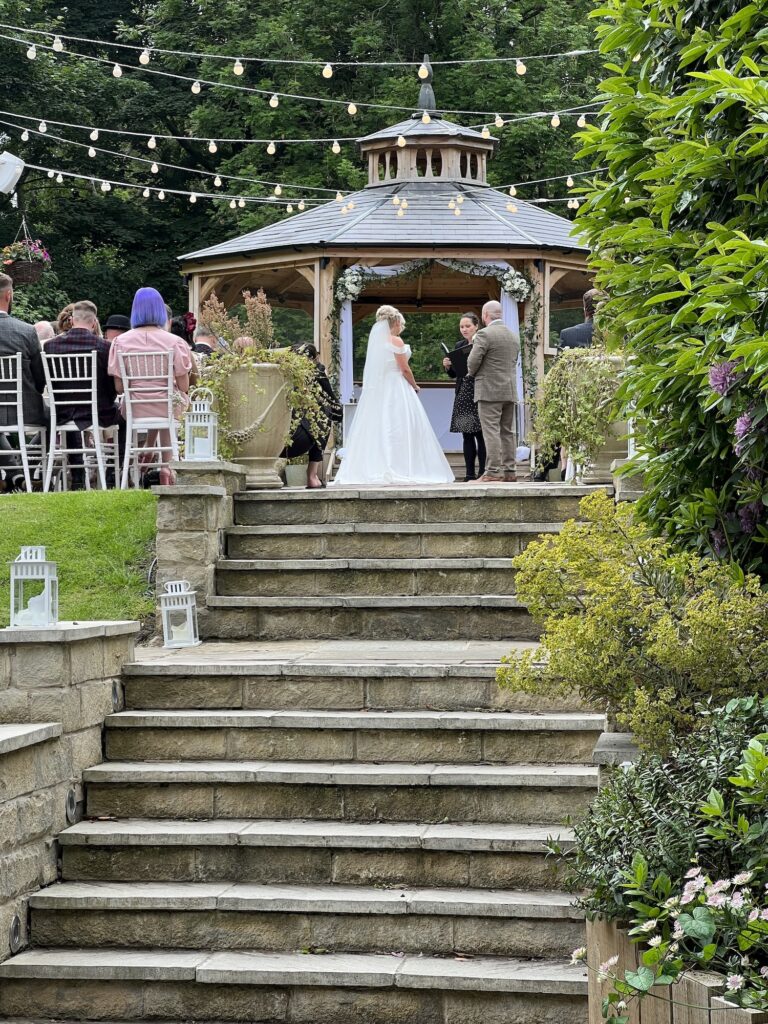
[
  {"x1": 0, "y1": 947, "x2": 588, "y2": 1022},
  {"x1": 59, "y1": 818, "x2": 573, "y2": 890},
  {"x1": 201, "y1": 596, "x2": 537, "y2": 642},
  {"x1": 216, "y1": 557, "x2": 518, "y2": 598},
  {"x1": 29, "y1": 881, "x2": 584, "y2": 958},
  {"x1": 83, "y1": 761, "x2": 597, "y2": 824},
  {"x1": 103, "y1": 709, "x2": 604, "y2": 764},
  {"x1": 233, "y1": 483, "x2": 608, "y2": 526},
  {"x1": 226, "y1": 521, "x2": 563, "y2": 560}
]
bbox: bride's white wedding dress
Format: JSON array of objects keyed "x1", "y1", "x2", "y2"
[{"x1": 333, "y1": 321, "x2": 454, "y2": 486}]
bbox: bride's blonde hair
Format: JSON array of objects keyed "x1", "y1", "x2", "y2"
[{"x1": 375, "y1": 304, "x2": 405, "y2": 328}]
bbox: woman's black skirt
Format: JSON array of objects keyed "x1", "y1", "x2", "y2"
[{"x1": 450, "y1": 376, "x2": 482, "y2": 434}]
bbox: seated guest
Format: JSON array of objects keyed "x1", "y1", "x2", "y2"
[
  {"x1": 0, "y1": 273, "x2": 47, "y2": 491},
  {"x1": 192, "y1": 325, "x2": 221, "y2": 360},
  {"x1": 56, "y1": 304, "x2": 74, "y2": 335},
  {"x1": 108, "y1": 287, "x2": 192, "y2": 483},
  {"x1": 46, "y1": 300, "x2": 125, "y2": 489},
  {"x1": 34, "y1": 321, "x2": 55, "y2": 347},
  {"x1": 104, "y1": 314, "x2": 130, "y2": 342},
  {"x1": 169, "y1": 314, "x2": 200, "y2": 386}
]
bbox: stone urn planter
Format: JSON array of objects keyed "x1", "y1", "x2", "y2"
[
  {"x1": 581, "y1": 419, "x2": 630, "y2": 485},
  {"x1": 224, "y1": 364, "x2": 291, "y2": 489}
]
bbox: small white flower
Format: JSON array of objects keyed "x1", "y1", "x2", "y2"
[
  {"x1": 570, "y1": 946, "x2": 587, "y2": 965},
  {"x1": 639, "y1": 919, "x2": 658, "y2": 933},
  {"x1": 648, "y1": 935, "x2": 663, "y2": 948},
  {"x1": 726, "y1": 974, "x2": 745, "y2": 992},
  {"x1": 733, "y1": 871, "x2": 754, "y2": 885}
]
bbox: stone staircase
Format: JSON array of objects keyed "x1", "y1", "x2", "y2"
[{"x1": 0, "y1": 485, "x2": 605, "y2": 1023}]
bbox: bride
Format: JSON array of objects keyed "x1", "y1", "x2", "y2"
[{"x1": 333, "y1": 305, "x2": 454, "y2": 486}]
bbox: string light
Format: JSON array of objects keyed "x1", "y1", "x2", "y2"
[
  {"x1": 26, "y1": 44, "x2": 36, "y2": 59},
  {"x1": 20, "y1": 129, "x2": 28, "y2": 141},
  {"x1": 189, "y1": 193, "x2": 197, "y2": 203},
  {"x1": 516, "y1": 59, "x2": 526, "y2": 75},
  {"x1": 567, "y1": 175, "x2": 574, "y2": 187},
  {"x1": 47, "y1": 170, "x2": 54, "y2": 178},
  {"x1": 508, "y1": 185, "x2": 517, "y2": 196},
  {"x1": 331, "y1": 140, "x2": 341, "y2": 154},
  {"x1": 448, "y1": 200, "x2": 455, "y2": 209},
  {"x1": 400, "y1": 199, "x2": 407, "y2": 209},
  {"x1": 397, "y1": 135, "x2": 406, "y2": 147},
  {"x1": 88, "y1": 146, "x2": 95, "y2": 157},
  {"x1": 494, "y1": 114, "x2": 504, "y2": 128},
  {"x1": 269, "y1": 93, "x2": 279, "y2": 108},
  {"x1": 233, "y1": 59, "x2": 244, "y2": 76},
  {"x1": 52, "y1": 35, "x2": 63, "y2": 52},
  {"x1": 139, "y1": 48, "x2": 150, "y2": 65},
  {"x1": 340, "y1": 204, "x2": 348, "y2": 214},
  {"x1": 100, "y1": 180, "x2": 110, "y2": 191},
  {"x1": 347, "y1": 102, "x2": 357, "y2": 115},
  {"x1": 418, "y1": 63, "x2": 429, "y2": 79},
  {"x1": 322, "y1": 63, "x2": 333, "y2": 78},
  {"x1": 481, "y1": 126, "x2": 491, "y2": 139},
  {"x1": 38, "y1": 120, "x2": 46, "y2": 133},
  {"x1": 335, "y1": 191, "x2": 343, "y2": 201},
  {"x1": 238, "y1": 197, "x2": 245, "y2": 207},
  {"x1": 456, "y1": 195, "x2": 464, "y2": 204},
  {"x1": 147, "y1": 135, "x2": 157, "y2": 149},
  {"x1": 55, "y1": 172, "x2": 63, "y2": 183},
  {"x1": 454, "y1": 207, "x2": 461, "y2": 216},
  {"x1": 577, "y1": 114, "x2": 587, "y2": 128},
  {"x1": 421, "y1": 111, "x2": 431, "y2": 124},
  {"x1": 157, "y1": 189, "x2": 165, "y2": 199},
  {"x1": 397, "y1": 207, "x2": 405, "y2": 217},
  {"x1": 392, "y1": 196, "x2": 400, "y2": 205},
  {"x1": 214, "y1": 175, "x2": 222, "y2": 187},
  {"x1": 208, "y1": 139, "x2": 217, "y2": 153},
  {"x1": 112, "y1": 63, "x2": 122, "y2": 77},
  {"x1": 286, "y1": 203, "x2": 293, "y2": 212},
  {"x1": 348, "y1": 200, "x2": 355, "y2": 209},
  {"x1": 298, "y1": 199, "x2": 305, "y2": 210},
  {"x1": 267, "y1": 141, "x2": 276, "y2": 155},
  {"x1": 191, "y1": 80, "x2": 201, "y2": 94},
  {"x1": 229, "y1": 199, "x2": 236, "y2": 208},
  {"x1": 550, "y1": 113, "x2": 561, "y2": 127},
  {"x1": 90, "y1": 128, "x2": 98, "y2": 141},
  {"x1": 506, "y1": 202, "x2": 517, "y2": 212},
  {"x1": 274, "y1": 184, "x2": 282, "y2": 195},
  {"x1": 142, "y1": 187, "x2": 150, "y2": 197},
  {"x1": 150, "y1": 162, "x2": 159, "y2": 173}
]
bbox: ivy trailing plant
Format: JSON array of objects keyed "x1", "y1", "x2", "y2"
[
  {"x1": 534, "y1": 347, "x2": 621, "y2": 475},
  {"x1": 575, "y1": 0, "x2": 768, "y2": 577},
  {"x1": 200, "y1": 288, "x2": 328, "y2": 461},
  {"x1": 497, "y1": 492, "x2": 768, "y2": 751}
]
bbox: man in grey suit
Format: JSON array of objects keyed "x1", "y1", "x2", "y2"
[
  {"x1": 467, "y1": 299, "x2": 520, "y2": 483},
  {"x1": 0, "y1": 273, "x2": 47, "y2": 487}
]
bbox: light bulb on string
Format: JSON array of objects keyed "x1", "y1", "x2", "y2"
[
  {"x1": 274, "y1": 184, "x2": 282, "y2": 196},
  {"x1": 88, "y1": 146, "x2": 96, "y2": 157},
  {"x1": 396, "y1": 135, "x2": 406, "y2": 147},
  {"x1": 397, "y1": 207, "x2": 405, "y2": 217},
  {"x1": 550, "y1": 113, "x2": 561, "y2": 128},
  {"x1": 148, "y1": 135, "x2": 157, "y2": 149},
  {"x1": 112, "y1": 63, "x2": 122, "y2": 78},
  {"x1": 47, "y1": 170, "x2": 55, "y2": 178},
  {"x1": 331, "y1": 140, "x2": 341, "y2": 154},
  {"x1": 298, "y1": 199, "x2": 305, "y2": 210},
  {"x1": 191, "y1": 80, "x2": 201, "y2": 94},
  {"x1": 421, "y1": 111, "x2": 431, "y2": 124},
  {"x1": 100, "y1": 180, "x2": 110, "y2": 191},
  {"x1": 52, "y1": 35, "x2": 64, "y2": 52},
  {"x1": 448, "y1": 200, "x2": 455, "y2": 209},
  {"x1": 400, "y1": 199, "x2": 407, "y2": 210},
  {"x1": 481, "y1": 126, "x2": 491, "y2": 139},
  {"x1": 142, "y1": 187, "x2": 150, "y2": 198},
  {"x1": 286, "y1": 203, "x2": 293, "y2": 212},
  {"x1": 238, "y1": 198, "x2": 245, "y2": 207},
  {"x1": 577, "y1": 114, "x2": 587, "y2": 128},
  {"x1": 39, "y1": 120, "x2": 47, "y2": 133},
  {"x1": 214, "y1": 175, "x2": 222, "y2": 187},
  {"x1": 55, "y1": 173, "x2": 63, "y2": 183},
  {"x1": 347, "y1": 102, "x2": 357, "y2": 115},
  {"x1": 340, "y1": 205, "x2": 348, "y2": 215},
  {"x1": 267, "y1": 141, "x2": 276, "y2": 155},
  {"x1": 139, "y1": 49, "x2": 150, "y2": 65},
  {"x1": 20, "y1": 129, "x2": 29, "y2": 141},
  {"x1": 229, "y1": 199, "x2": 237, "y2": 209},
  {"x1": 151, "y1": 162, "x2": 159, "y2": 174},
  {"x1": 322, "y1": 63, "x2": 333, "y2": 78},
  {"x1": 566, "y1": 175, "x2": 574, "y2": 188},
  {"x1": 567, "y1": 199, "x2": 575, "y2": 209},
  {"x1": 454, "y1": 207, "x2": 461, "y2": 216},
  {"x1": 494, "y1": 114, "x2": 504, "y2": 128},
  {"x1": 392, "y1": 196, "x2": 400, "y2": 206},
  {"x1": 508, "y1": 185, "x2": 517, "y2": 196},
  {"x1": 348, "y1": 200, "x2": 355, "y2": 209},
  {"x1": 157, "y1": 189, "x2": 165, "y2": 200},
  {"x1": 456, "y1": 195, "x2": 464, "y2": 204},
  {"x1": 233, "y1": 59, "x2": 244, "y2": 76},
  {"x1": 572, "y1": 199, "x2": 580, "y2": 209},
  {"x1": 335, "y1": 191, "x2": 343, "y2": 202},
  {"x1": 506, "y1": 202, "x2": 518, "y2": 213},
  {"x1": 417, "y1": 63, "x2": 429, "y2": 79},
  {"x1": 90, "y1": 128, "x2": 98, "y2": 141},
  {"x1": 208, "y1": 139, "x2": 217, "y2": 153},
  {"x1": 269, "y1": 94, "x2": 279, "y2": 108},
  {"x1": 189, "y1": 193, "x2": 197, "y2": 203},
  {"x1": 516, "y1": 59, "x2": 526, "y2": 75},
  {"x1": 26, "y1": 44, "x2": 36, "y2": 60}
]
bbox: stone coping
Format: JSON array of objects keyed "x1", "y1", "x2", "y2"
[
  {"x1": 236, "y1": 484, "x2": 613, "y2": 501},
  {"x1": 592, "y1": 731, "x2": 640, "y2": 766},
  {"x1": 227, "y1": 521, "x2": 566, "y2": 535},
  {"x1": 0, "y1": 620, "x2": 139, "y2": 645},
  {"x1": 206, "y1": 594, "x2": 526, "y2": 608},
  {"x1": 151, "y1": 484, "x2": 227, "y2": 498},
  {"x1": 218, "y1": 557, "x2": 519, "y2": 571},
  {"x1": 171, "y1": 460, "x2": 245, "y2": 475},
  {"x1": 0, "y1": 721, "x2": 62, "y2": 756}
]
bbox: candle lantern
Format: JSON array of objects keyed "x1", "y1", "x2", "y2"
[
  {"x1": 183, "y1": 387, "x2": 218, "y2": 461},
  {"x1": 10, "y1": 546, "x2": 58, "y2": 628},
  {"x1": 159, "y1": 580, "x2": 201, "y2": 648}
]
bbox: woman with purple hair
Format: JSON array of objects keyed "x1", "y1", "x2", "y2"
[{"x1": 108, "y1": 287, "x2": 193, "y2": 484}]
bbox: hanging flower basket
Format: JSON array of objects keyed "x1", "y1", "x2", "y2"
[
  {"x1": 5, "y1": 260, "x2": 44, "y2": 285},
  {"x1": 2, "y1": 238, "x2": 51, "y2": 285}
]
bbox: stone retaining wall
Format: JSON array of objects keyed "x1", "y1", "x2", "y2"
[{"x1": 0, "y1": 621, "x2": 138, "y2": 961}]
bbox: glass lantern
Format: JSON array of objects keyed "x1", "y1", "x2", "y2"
[
  {"x1": 10, "y1": 546, "x2": 58, "y2": 628},
  {"x1": 159, "y1": 580, "x2": 201, "y2": 648},
  {"x1": 183, "y1": 387, "x2": 218, "y2": 461}
]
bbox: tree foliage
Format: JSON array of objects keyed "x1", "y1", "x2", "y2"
[
  {"x1": 575, "y1": 0, "x2": 768, "y2": 576},
  {"x1": 0, "y1": 0, "x2": 601, "y2": 321}
]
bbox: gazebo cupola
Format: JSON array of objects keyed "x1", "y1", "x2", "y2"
[{"x1": 358, "y1": 55, "x2": 496, "y2": 187}]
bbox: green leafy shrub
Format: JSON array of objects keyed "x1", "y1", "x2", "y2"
[
  {"x1": 497, "y1": 492, "x2": 768, "y2": 749},
  {"x1": 575, "y1": 0, "x2": 768, "y2": 576}
]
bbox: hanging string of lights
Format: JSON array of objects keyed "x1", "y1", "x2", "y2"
[
  {"x1": 2, "y1": 32, "x2": 599, "y2": 121},
  {"x1": 2, "y1": 24, "x2": 597, "y2": 71}
]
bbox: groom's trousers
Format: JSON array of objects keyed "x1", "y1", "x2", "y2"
[{"x1": 477, "y1": 400, "x2": 517, "y2": 477}]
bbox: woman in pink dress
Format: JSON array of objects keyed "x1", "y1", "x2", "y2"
[{"x1": 108, "y1": 287, "x2": 192, "y2": 483}]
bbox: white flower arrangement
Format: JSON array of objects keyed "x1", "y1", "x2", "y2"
[
  {"x1": 500, "y1": 268, "x2": 531, "y2": 301},
  {"x1": 335, "y1": 269, "x2": 366, "y2": 302}
]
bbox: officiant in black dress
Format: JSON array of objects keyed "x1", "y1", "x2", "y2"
[{"x1": 443, "y1": 312, "x2": 486, "y2": 481}]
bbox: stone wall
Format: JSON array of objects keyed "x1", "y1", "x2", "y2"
[{"x1": 0, "y1": 621, "x2": 138, "y2": 961}]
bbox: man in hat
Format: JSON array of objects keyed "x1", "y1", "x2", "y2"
[{"x1": 103, "y1": 314, "x2": 130, "y2": 342}]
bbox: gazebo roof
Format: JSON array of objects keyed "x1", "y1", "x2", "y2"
[
  {"x1": 179, "y1": 181, "x2": 587, "y2": 264},
  {"x1": 357, "y1": 115, "x2": 489, "y2": 145}
]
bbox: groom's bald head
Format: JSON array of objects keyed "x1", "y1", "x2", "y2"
[{"x1": 481, "y1": 300, "x2": 502, "y2": 325}]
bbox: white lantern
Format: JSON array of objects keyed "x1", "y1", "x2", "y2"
[
  {"x1": 183, "y1": 387, "x2": 218, "y2": 461},
  {"x1": 159, "y1": 580, "x2": 201, "y2": 648},
  {"x1": 10, "y1": 546, "x2": 58, "y2": 628}
]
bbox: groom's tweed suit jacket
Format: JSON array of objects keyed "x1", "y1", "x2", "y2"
[{"x1": 467, "y1": 320, "x2": 519, "y2": 403}]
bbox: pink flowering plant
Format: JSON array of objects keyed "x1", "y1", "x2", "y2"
[{"x1": 1, "y1": 239, "x2": 51, "y2": 266}]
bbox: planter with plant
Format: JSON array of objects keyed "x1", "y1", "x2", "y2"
[
  {"x1": 1, "y1": 238, "x2": 51, "y2": 285},
  {"x1": 534, "y1": 348, "x2": 623, "y2": 483},
  {"x1": 200, "y1": 289, "x2": 328, "y2": 489}
]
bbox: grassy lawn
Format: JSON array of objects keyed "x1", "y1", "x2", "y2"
[{"x1": 0, "y1": 491, "x2": 157, "y2": 628}]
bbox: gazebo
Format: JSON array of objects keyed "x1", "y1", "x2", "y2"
[{"x1": 179, "y1": 61, "x2": 591, "y2": 447}]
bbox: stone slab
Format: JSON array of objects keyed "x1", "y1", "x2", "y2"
[
  {"x1": 0, "y1": 621, "x2": 139, "y2": 645},
  {"x1": 235, "y1": 484, "x2": 611, "y2": 501},
  {"x1": 0, "y1": 722, "x2": 61, "y2": 756},
  {"x1": 152, "y1": 485, "x2": 226, "y2": 497},
  {"x1": 592, "y1": 731, "x2": 640, "y2": 766},
  {"x1": 198, "y1": 950, "x2": 400, "y2": 987},
  {"x1": 396, "y1": 955, "x2": 588, "y2": 993},
  {"x1": 218, "y1": 557, "x2": 516, "y2": 571},
  {"x1": 30, "y1": 881, "x2": 231, "y2": 910},
  {"x1": 206, "y1": 595, "x2": 526, "y2": 609},
  {"x1": 227, "y1": 522, "x2": 565, "y2": 536},
  {"x1": 0, "y1": 948, "x2": 207, "y2": 980}
]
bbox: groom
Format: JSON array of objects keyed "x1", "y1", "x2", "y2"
[{"x1": 467, "y1": 300, "x2": 520, "y2": 483}]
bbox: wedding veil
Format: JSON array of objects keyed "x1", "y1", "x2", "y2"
[{"x1": 361, "y1": 318, "x2": 394, "y2": 391}]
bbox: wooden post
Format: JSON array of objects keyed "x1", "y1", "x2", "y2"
[
  {"x1": 187, "y1": 273, "x2": 201, "y2": 320},
  {"x1": 673, "y1": 973, "x2": 724, "y2": 1024},
  {"x1": 317, "y1": 257, "x2": 339, "y2": 372},
  {"x1": 711, "y1": 1000, "x2": 768, "y2": 1024}
]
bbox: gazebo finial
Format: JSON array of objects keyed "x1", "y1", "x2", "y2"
[{"x1": 417, "y1": 53, "x2": 437, "y2": 113}]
